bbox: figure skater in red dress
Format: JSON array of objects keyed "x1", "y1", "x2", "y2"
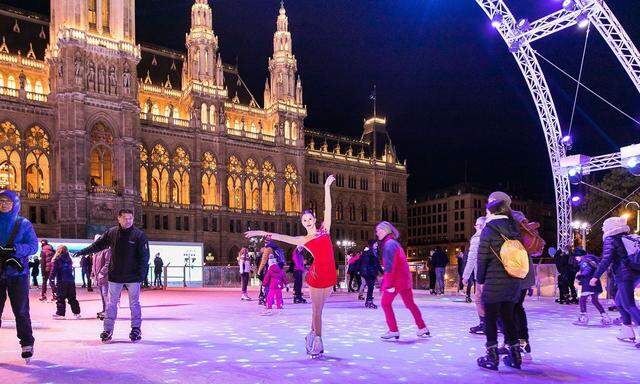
[{"x1": 245, "y1": 175, "x2": 337, "y2": 358}]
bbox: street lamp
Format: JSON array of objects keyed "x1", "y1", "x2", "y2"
[
  {"x1": 624, "y1": 201, "x2": 640, "y2": 233},
  {"x1": 336, "y1": 240, "x2": 355, "y2": 290},
  {"x1": 571, "y1": 220, "x2": 590, "y2": 251}
]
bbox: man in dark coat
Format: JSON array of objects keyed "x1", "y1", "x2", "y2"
[
  {"x1": 431, "y1": 247, "x2": 449, "y2": 294},
  {"x1": 75, "y1": 209, "x2": 149, "y2": 343},
  {"x1": 29, "y1": 255, "x2": 39, "y2": 287}
]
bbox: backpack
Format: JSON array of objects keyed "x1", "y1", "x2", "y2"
[
  {"x1": 519, "y1": 220, "x2": 545, "y2": 257},
  {"x1": 488, "y1": 224, "x2": 530, "y2": 279},
  {"x1": 621, "y1": 235, "x2": 640, "y2": 272}
]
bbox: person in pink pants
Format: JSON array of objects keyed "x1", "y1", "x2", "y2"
[
  {"x1": 262, "y1": 257, "x2": 289, "y2": 315},
  {"x1": 376, "y1": 221, "x2": 431, "y2": 340}
]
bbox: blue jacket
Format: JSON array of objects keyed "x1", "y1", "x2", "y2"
[
  {"x1": 0, "y1": 190, "x2": 38, "y2": 278},
  {"x1": 51, "y1": 251, "x2": 75, "y2": 283}
]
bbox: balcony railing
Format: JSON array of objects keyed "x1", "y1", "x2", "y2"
[
  {"x1": 26, "y1": 192, "x2": 50, "y2": 200},
  {"x1": 0, "y1": 86, "x2": 18, "y2": 98},
  {"x1": 89, "y1": 185, "x2": 116, "y2": 194},
  {"x1": 26, "y1": 91, "x2": 47, "y2": 102}
]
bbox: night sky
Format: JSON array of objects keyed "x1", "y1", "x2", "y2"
[{"x1": 10, "y1": 0, "x2": 640, "y2": 201}]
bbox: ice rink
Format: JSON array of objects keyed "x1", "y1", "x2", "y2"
[{"x1": 0, "y1": 287, "x2": 638, "y2": 384}]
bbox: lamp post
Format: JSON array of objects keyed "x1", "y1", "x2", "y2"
[
  {"x1": 625, "y1": 201, "x2": 640, "y2": 233},
  {"x1": 336, "y1": 240, "x2": 355, "y2": 290}
]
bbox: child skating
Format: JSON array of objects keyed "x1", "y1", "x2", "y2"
[
  {"x1": 261, "y1": 256, "x2": 289, "y2": 315},
  {"x1": 50, "y1": 246, "x2": 81, "y2": 320},
  {"x1": 573, "y1": 249, "x2": 610, "y2": 326}
]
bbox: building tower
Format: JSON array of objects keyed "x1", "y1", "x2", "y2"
[
  {"x1": 184, "y1": 0, "x2": 220, "y2": 87},
  {"x1": 47, "y1": 0, "x2": 141, "y2": 237}
]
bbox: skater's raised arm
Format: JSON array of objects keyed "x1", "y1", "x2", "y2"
[
  {"x1": 322, "y1": 175, "x2": 335, "y2": 232},
  {"x1": 244, "y1": 230, "x2": 306, "y2": 247}
]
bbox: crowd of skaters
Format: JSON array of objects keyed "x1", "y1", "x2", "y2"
[{"x1": 1, "y1": 180, "x2": 639, "y2": 368}]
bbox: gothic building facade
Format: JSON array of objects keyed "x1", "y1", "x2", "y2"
[{"x1": 0, "y1": 1, "x2": 407, "y2": 263}]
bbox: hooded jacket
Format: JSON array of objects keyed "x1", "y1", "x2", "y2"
[
  {"x1": 0, "y1": 190, "x2": 38, "y2": 278},
  {"x1": 40, "y1": 243, "x2": 55, "y2": 273},
  {"x1": 51, "y1": 251, "x2": 75, "y2": 283},
  {"x1": 380, "y1": 234, "x2": 413, "y2": 291}
]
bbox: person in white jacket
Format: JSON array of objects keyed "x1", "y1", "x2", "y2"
[{"x1": 463, "y1": 216, "x2": 486, "y2": 334}]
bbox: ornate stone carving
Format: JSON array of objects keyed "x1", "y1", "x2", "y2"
[
  {"x1": 87, "y1": 61, "x2": 96, "y2": 90},
  {"x1": 98, "y1": 65, "x2": 106, "y2": 93},
  {"x1": 108, "y1": 66, "x2": 117, "y2": 95},
  {"x1": 123, "y1": 65, "x2": 131, "y2": 95}
]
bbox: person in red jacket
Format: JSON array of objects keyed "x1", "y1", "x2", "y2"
[{"x1": 377, "y1": 221, "x2": 430, "y2": 340}]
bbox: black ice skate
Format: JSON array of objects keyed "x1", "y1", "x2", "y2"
[
  {"x1": 465, "y1": 296, "x2": 473, "y2": 303},
  {"x1": 364, "y1": 299, "x2": 377, "y2": 309},
  {"x1": 100, "y1": 330, "x2": 113, "y2": 343},
  {"x1": 469, "y1": 322, "x2": 485, "y2": 335},
  {"x1": 477, "y1": 345, "x2": 499, "y2": 371},
  {"x1": 294, "y1": 296, "x2": 307, "y2": 304},
  {"x1": 21, "y1": 345, "x2": 33, "y2": 363},
  {"x1": 503, "y1": 344, "x2": 522, "y2": 369},
  {"x1": 129, "y1": 327, "x2": 142, "y2": 343},
  {"x1": 357, "y1": 294, "x2": 365, "y2": 301}
]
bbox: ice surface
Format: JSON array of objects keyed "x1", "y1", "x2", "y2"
[{"x1": 1, "y1": 288, "x2": 638, "y2": 383}]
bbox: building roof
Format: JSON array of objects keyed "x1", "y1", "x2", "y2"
[
  {"x1": 0, "y1": 4, "x2": 48, "y2": 60},
  {"x1": 304, "y1": 129, "x2": 372, "y2": 159}
]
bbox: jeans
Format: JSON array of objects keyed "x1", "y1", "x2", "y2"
[
  {"x1": 31, "y1": 274, "x2": 38, "y2": 287},
  {"x1": 56, "y1": 281, "x2": 80, "y2": 316},
  {"x1": 81, "y1": 270, "x2": 92, "y2": 289},
  {"x1": 364, "y1": 276, "x2": 376, "y2": 301},
  {"x1": 293, "y1": 270, "x2": 303, "y2": 297},
  {"x1": 98, "y1": 284, "x2": 109, "y2": 313},
  {"x1": 435, "y1": 267, "x2": 445, "y2": 293},
  {"x1": 484, "y1": 301, "x2": 517, "y2": 348},
  {"x1": 154, "y1": 271, "x2": 162, "y2": 287},
  {"x1": 105, "y1": 281, "x2": 142, "y2": 332},
  {"x1": 0, "y1": 274, "x2": 35, "y2": 347},
  {"x1": 513, "y1": 289, "x2": 529, "y2": 342},
  {"x1": 241, "y1": 272, "x2": 250, "y2": 294},
  {"x1": 579, "y1": 293, "x2": 605, "y2": 314},
  {"x1": 381, "y1": 288, "x2": 426, "y2": 332},
  {"x1": 615, "y1": 274, "x2": 640, "y2": 326},
  {"x1": 466, "y1": 273, "x2": 475, "y2": 297},
  {"x1": 40, "y1": 271, "x2": 51, "y2": 297}
]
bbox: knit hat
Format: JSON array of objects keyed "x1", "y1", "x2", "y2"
[
  {"x1": 475, "y1": 216, "x2": 486, "y2": 226},
  {"x1": 488, "y1": 191, "x2": 512, "y2": 207},
  {"x1": 602, "y1": 216, "x2": 631, "y2": 239}
]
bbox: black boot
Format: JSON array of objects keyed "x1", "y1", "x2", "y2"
[
  {"x1": 503, "y1": 343, "x2": 522, "y2": 369},
  {"x1": 477, "y1": 345, "x2": 499, "y2": 371},
  {"x1": 469, "y1": 316, "x2": 486, "y2": 334}
]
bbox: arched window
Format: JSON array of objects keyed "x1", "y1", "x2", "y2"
[
  {"x1": 335, "y1": 202, "x2": 344, "y2": 221},
  {"x1": 172, "y1": 107, "x2": 180, "y2": 119},
  {"x1": 0, "y1": 73, "x2": 4, "y2": 88},
  {"x1": 139, "y1": 145, "x2": 148, "y2": 201},
  {"x1": 234, "y1": 120, "x2": 240, "y2": 131},
  {"x1": 201, "y1": 152, "x2": 219, "y2": 206},
  {"x1": 250, "y1": 122, "x2": 257, "y2": 133},
  {"x1": 171, "y1": 147, "x2": 190, "y2": 205},
  {"x1": 164, "y1": 105, "x2": 171, "y2": 117},
  {"x1": 209, "y1": 104, "x2": 216, "y2": 128},
  {"x1": 89, "y1": 123, "x2": 114, "y2": 189},
  {"x1": 151, "y1": 103, "x2": 160, "y2": 116},
  {"x1": 261, "y1": 161, "x2": 276, "y2": 212},
  {"x1": 360, "y1": 204, "x2": 368, "y2": 222},
  {"x1": 7, "y1": 75, "x2": 16, "y2": 90},
  {"x1": 392, "y1": 206, "x2": 399, "y2": 223},
  {"x1": 284, "y1": 164, "x2": 300, "y2": 213},
  {"x1": 25, "y1": 78, "x2": 32, "y2": 92},
  {"x1": 90, "y1": 146, "x2": 113, "y2": 187},
  {"x1": 102, "y1": 0, "x2": 111, "y2": 34},
  {"x1": 88, "y1": 0, "x2": 97, "y2": 29},
  {"x1": 291, "y1": 122, "x2": 298, "y2": 140},
  {"x1": 0, "y1": 121, "x2": 21, "y2": 190},
  {"x1": 150, "y1": 144, "x2": 170, "y2": 202},
  {"x1": 382, "y1": 205, "x2": 389, "y2": 221},
  {"x1": 227, "y1": 156, "x2": 243, "y2": 209},
  {"x1": 348, "y1": 202, "x2": 356, "y2": 222},
  {"x1": 244, "y1": 158, "x2": 259, "y2": 211},
  {"x1": 309, "y1": 200, "x2": 318, "y2": 217},
  {"x1": 25, "y1": 126, "x2": 50, "y2": 195},
  {"x1": 201, "y1": 103, "x2": 208, "y2": 125}
]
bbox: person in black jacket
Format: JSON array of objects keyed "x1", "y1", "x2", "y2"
[
  {"x1": 590, "y1": 216, "x2": 640, "y2": 346},
  {"x1": 475, "y1": 200, "x2": 523, "y2": 371},
  {"x1": 29, "y1": 255, "x2": 39, "y2": 287},
  {"x1": 75, "y1": 209, "x2": 150, "y2": 343},
  {"x1": 431, "y1": 247, "x2": 448, "y2": 294},
  {"x1": 573, "y1": 249, "x2": 610, "y2": 326},
  {"x1": 359, "y1": 240, "x2": 384, "y2": 308},
  {"x1": 51, "y1": 246, "x2": 81, "y2": 320}
]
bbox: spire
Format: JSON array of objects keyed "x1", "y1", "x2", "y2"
[
  {"x1": 264, "y1": 77, "x2": 272, "y2": 108},
  {"x1": 185, "y1": 0, "x2": 219, "y2": 85},
  {"x1": 277, "y1": 1, "x2": 288, "y2": 32},
  {"x1": 267, "y1": 2, "x2": 298, "y2": 104},
  {"x1": 295, "y1": 75, "x2": 303, "y2": 105}
]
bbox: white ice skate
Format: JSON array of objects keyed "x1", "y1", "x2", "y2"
[
  {"x1": 241, "y1": 294, "x2": 252, "y2": 301},
  {"x1": 573, "y1": 313, "x2": 588, "y2": 326},
  {"x1": 617, "y1": 324, "x2": 636, "y2": 343},
  {"x1": 380, "y1": 331, "x2": 400, "y2": 341},
  {"x1": 309, "y1": 336, "x2": 324, "y2": 358},
  {"x1": 21, "y1": 345, "x2": 33, "y2": 364},
  {"x1": 416, "y1": 327, "x2": 431, "y2": 338},
  {"x1": 519, "y1": 339, "x2": 532, "y2": 363},
  {"x1": 259, "y1": 308, "x2": 273, "y2": 316},
  {"x1": 600, "y1": 313, "x2": 612, "y2": 326},
  {"x1": 52, "y1": 314, "x2": 65, "y2": 320},
  {"x1": 305, "y1": 330, "x2": 316, "y2": 354}
]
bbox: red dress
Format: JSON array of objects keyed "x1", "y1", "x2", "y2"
[{"x1": 305, "y1": 233, "x2": 337, "y2": 289}]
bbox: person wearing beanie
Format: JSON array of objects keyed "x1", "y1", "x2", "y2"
[
  {"x1": 573, "y1": 249, "x2": 610, "y2": 326},
  {"x1": 591, "y1": 216, "x2": 640, "y2": 346},
  {"x1": 0, "y1": 190, "x2": 38, "y2": 361}
]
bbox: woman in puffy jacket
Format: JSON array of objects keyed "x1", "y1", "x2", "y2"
[
  {"x1": 475, "y1": 200, "x2": 522, "y2": 370},
  {"x1": 377, "y1": 221, "x2": 430, "y2": 340},
  {"x1": 591, "y1": 216, "x2": 640, "y2": 346}
]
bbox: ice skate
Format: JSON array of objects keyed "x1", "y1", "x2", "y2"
[
  {"x1": 260, "y1": 308, "x2": 273, "y2": 316},
  {"x1": 52, "y1": 314, "x2": 65, "y2": 320},
  {"x1": 38, "y1": 296, "x2": 47, "y2": 302},
  {"x1": 477, "y1": 345, "x2": 499, "y2": 371},
  {"x1": 380, "y1": 331, "x2": 400, "y2": 340},
  {"x1": 100, "y1": 330, "x2": 113, "y2": 343},
  {"x1": 96, "y1": 311, "x2": 105, "y2": 320},
  {"x1": 241, "y1": 293, "x2": 252, "y2": 301},
  {"x1": 503, "y1": 344, "x2": 522, "y2": 369},
  {"x1": 357, "y1": 293, "x2": 365, "y2": 301},
  {"x1": 573, "y1": 313, "x2": 589, "y2": 326},
  {"x1": 73, "y1": 313, "x2": 82, "y2": 320},
  {"x1": 465, "y1": 296, "x2": 472, "y2": 303},
  {"x1": 616, "y1": 324, "x2": 636, "y2": 343},
  {"x1": 305, "y1": 330, "x2": 316, "y2": 354},
  {"x1": 364, "y1": 299, "x2": 377, "y2": 309},
  {"x1": 469, "y1": 322, "x2": 485, "y2": 335},
  {"x1": 519, "y1": 339, "x2": 532, "y2": 363},
  {"x1": 309, "y1": 336, "x2": 324, "y2": 358},
  {"x1": 129, "y1": 327, "x2": 142, "y2": 343},
  {"x1": 600, "y1": 313, "x2": 612, "y2": 326},
  {"x1": 21, "y1": 345, "x2": 33, "y2": 363},
  {"x1": 416, "y1": 327, "x2": 431, "y2": 338}
]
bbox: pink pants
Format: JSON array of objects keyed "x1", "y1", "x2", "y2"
[
  {"x1": 266, "y1": 287, "x2": 283, "y2": 309},
  {"x1": 381, "y1": 288, "x2": 426, "y2": 332}
]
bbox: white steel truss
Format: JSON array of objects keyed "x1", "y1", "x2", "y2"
[{"x1": 474, "y1": 0, "x2": 640, "y2": 248}]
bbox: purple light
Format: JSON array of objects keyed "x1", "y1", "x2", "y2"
[
  {"x1": 561, "y1": 135, "x2": 573, "y2": 150},
  {"x1": 570, "y1": 194, "x2": 583, "y2": 206},
  {"x1": 627, "y1": 157, "x2": 640, "y2": 176},
  {"x1": 491, "y1": 14, "x2": 503, "y2": 28}
]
